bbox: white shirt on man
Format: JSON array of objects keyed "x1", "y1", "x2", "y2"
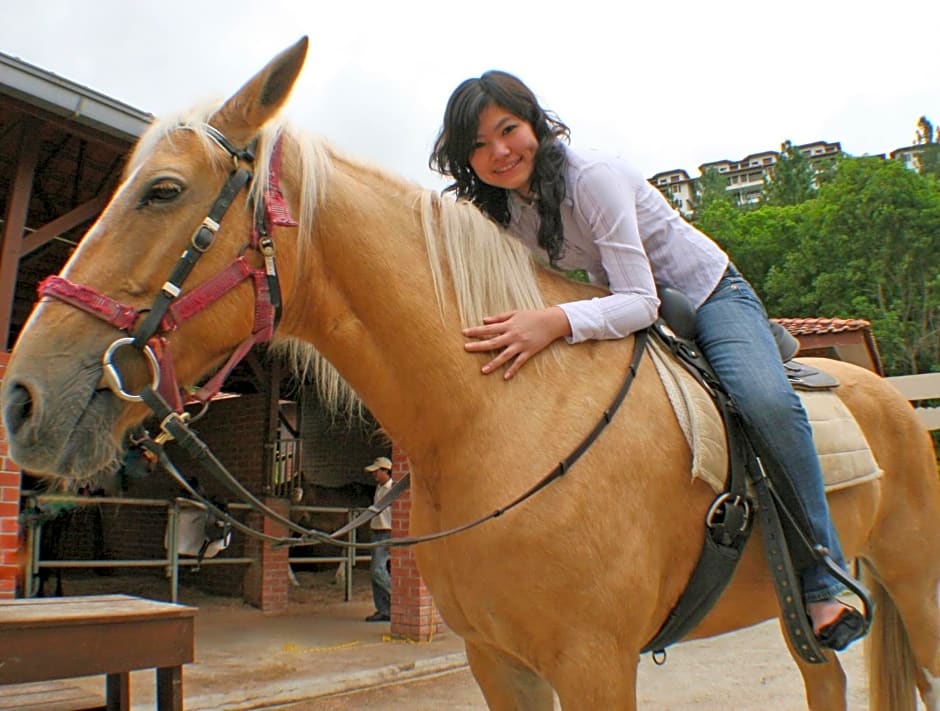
[{"x1": 370, "y1": 478, "x2": 394, "y2": 531}]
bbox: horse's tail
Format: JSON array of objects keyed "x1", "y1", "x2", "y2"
[{"x1": 862, "y1": 559, "x2": 918, "y2": 710}]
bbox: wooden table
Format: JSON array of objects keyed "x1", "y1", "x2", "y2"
[{"x1": 0, "y1": 594, "x2": 196, "y2": 710}]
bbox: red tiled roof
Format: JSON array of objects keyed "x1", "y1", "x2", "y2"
[
  {"x1": 772, "y1": 317, "x2": 872, "y2": 336},
  {"x1": 771, "y1": 317, "x2": 884, "y2": 375}
]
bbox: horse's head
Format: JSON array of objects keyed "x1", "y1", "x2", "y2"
[{"x1": 2, "y1": 38, "x2": 310, "y2": 480}]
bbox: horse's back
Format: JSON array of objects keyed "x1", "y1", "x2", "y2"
[
  {"x1": 802, "y1": 357, "x2": 935, "y2": 463},
  {"x1": 801, "y1": 358, "x2": 940, "y2": 548}
]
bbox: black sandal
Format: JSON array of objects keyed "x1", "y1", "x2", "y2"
[{"x1": 816, "y1": 605, "x2": 866, "y2": 651}]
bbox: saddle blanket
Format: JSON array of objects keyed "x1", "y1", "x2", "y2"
[{"x1": 647, "y1": 338, "x2": 882, "y2": 495}]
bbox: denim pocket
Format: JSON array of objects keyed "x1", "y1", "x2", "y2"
[{"x1": 706, "y1": 270, "x2": 766, "y2": 314}]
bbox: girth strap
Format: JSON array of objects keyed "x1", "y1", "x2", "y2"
[{"x1": 642, "y1": 322, "x2": 752, "y2": 657}]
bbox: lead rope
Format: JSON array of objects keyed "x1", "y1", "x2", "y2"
[{"x1": 141, "y1": 330, "x2": 649, "y2": 549}]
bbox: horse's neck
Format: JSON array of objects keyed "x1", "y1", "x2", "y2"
[
  {"x1": 279, "y1": 156, "x2": 637, "y2": 491},
  {"x1": 280, "y1": 160, "x2": 478, "y2": 455}
]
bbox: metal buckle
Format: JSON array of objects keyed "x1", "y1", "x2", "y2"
[
  {"x1": 101, "y1": 337, "x2": 160, "y2": 402},
  {"x1": 155, "y1": 411, "x2": 191, "y2": 445},
  {"x1": 705, "y1": 493, "x2": 750, "y2": 532},
  {"x1": 190, "y1": 218, "x2": 219, "y2": 252}
]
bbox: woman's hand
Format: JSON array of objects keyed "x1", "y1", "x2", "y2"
[{"x1": 463, "y1": 307, "x2": 571, "y2": 380}]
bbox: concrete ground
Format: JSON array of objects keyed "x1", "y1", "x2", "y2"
[
  {"x1": 6, "y1": 568, "x2": 887, "y2": 711},
  {"x1": 14, "y1": 567, "x2": 467, "y2": 711}
]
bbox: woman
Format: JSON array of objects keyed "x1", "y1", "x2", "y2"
[{"x1": 429, "y1": 70, "x2": 865, "y2": 650}]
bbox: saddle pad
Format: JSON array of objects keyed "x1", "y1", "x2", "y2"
[{"x1": 647, "y1": 338, "x2": 883, "y2": 496}]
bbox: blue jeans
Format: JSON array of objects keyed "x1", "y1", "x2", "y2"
[
  {"x1": 693, "y1": 264, "x2": 847, "y2": 602},
  {"x1": 370, "y1": 530, "x2": 391, "y2": 615}
]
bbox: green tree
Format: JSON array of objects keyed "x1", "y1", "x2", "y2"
[
  {"x1": 714, "y1": 204, "x2": 804, "y2": 294},
  {"x1": 692, "y1": 167, "x2": 734, "y2": 219},
  {"x1": 914, "y1": 115, "x2": 940, "y2": 178},
  {"x1": 761, "y1": 157, "x2": 940, "y2": 375},
  {"x1": 762, "y1": 140, "x2": 817, "y2": 206}
]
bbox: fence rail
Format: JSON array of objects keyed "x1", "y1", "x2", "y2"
[
  {"x1": 21, "y1": 494, "x2": 369, "y2": 604},
  {"x1": 887, "y1": 372, "x2": 940, "y2": 431}
]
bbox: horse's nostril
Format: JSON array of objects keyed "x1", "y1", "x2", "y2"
[{"x1": 3, "y1": 382, "x2": 34, "y2": 436}]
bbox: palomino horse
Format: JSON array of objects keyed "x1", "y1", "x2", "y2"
[{"x1": 2, "y1": 38, "x2": 938, "y2": 710}]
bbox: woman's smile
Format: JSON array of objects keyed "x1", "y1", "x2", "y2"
[{"x1": 469, "y1": 104, "x2": 538, "y2": 195}]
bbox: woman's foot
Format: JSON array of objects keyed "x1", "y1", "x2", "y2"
[{"x1": 807, "y1": 599, "x2": 866, "y2": 651}]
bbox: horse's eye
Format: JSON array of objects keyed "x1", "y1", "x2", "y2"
[{"x1": 139, "y1": 180, "x2": 183, "y2": 207}]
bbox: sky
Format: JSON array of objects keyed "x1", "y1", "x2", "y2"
[{"x1": 1, "y1": 0, "x2": 937, "y2": 191}]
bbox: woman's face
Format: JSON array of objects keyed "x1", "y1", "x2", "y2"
[{"x1": 468, "y1": 103, "x2": 539, "y2": 196}]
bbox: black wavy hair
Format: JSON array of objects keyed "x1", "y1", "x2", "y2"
[{"x1": 429, "y1": 70, "x2": 570, "y2": 266}]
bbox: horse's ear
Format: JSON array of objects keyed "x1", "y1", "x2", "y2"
[{"x1": 211, "y1": 36, "x2": 309, "y2": 143}]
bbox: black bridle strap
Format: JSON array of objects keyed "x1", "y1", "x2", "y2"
[
  {"x1": 143, "y1": 330, "x2": 649, "y2": 549},
  {"x1": 132, "y1": 167, "x2": 253, "y2": 348},
  {"x1": 204, "y1": 124, "x2": 256, "y2": 164}
]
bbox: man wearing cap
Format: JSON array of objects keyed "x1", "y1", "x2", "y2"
[{"x1": 364, "y1": 456, "x2": 393, "y2": 622}]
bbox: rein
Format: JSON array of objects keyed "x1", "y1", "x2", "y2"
[
  {"x1": 140, "y1": 329, "x2": 649, "y2": 549},
  {"x1": 37, "y1": 122, "x2": 650, "y2": 551}
]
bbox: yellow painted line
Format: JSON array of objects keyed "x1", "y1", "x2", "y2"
[{"x1": 281, "y1": 641, "x2": 362, "y2": 654}]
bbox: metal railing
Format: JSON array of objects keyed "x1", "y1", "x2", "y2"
[
  {"x1": 265, "y1": 438, "x2": 303, "y2": 497},
  {"x1": 284, "y1": 504, "x2": 372, "y2": 601},
  {"x1": 21, "y1": 494, "x2": 371, "y2": 604}
]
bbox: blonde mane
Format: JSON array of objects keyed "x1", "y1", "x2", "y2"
[{"x1": 131, "y1": 109, "x2": 549, "y2": 418}]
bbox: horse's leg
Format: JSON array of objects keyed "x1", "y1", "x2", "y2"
[
  {"x1": 550, "y1": 635, "x2": 640, "y2": 711},
  {"x1": 860, "y1": 468, "x2": 940, "y2": 709},
  {"x1": 864, "y1": 553, "x2": 940, "y2": 710},
  {"x1": 465, "y1": 640, "x2": 554, "y2": 711},
  {"x1": 889, "y1": 567, "x2": 940, "y2": 711},
  {"x1": 779, "y1": 617, "x2": 848, "y2": 710},
  {"x1": 830, "y1": 367, "x2": 940, "y2": 710},
  {"x1": 553, "y1": 667, "x2": 637, "y2": 711}
]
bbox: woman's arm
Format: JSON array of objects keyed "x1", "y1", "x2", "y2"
[{"x1": 559, "y1": 160, "x2": 660, "y2": 342}]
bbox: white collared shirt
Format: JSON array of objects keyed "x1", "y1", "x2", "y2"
[
  {"x1": 370, "y1": 478, "x2": 394, "y2": 530},
  {"x1": 507, "y1": 144, "x2": 729, "y2": 343}
]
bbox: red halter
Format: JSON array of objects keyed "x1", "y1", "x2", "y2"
[{"x1": 37, "y1": 127, "x2": 295, "y2": 415}]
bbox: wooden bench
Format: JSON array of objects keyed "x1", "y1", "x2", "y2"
[{"x1": 0, "y1": 594, "x2": 196, "y2": 710}]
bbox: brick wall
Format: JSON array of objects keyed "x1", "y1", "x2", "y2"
[
  {"x1": 113, "y1": 393, "x2": 268, "y2": 596},
  {"x1": 242, "y1": 497, "x2": 290, "y2": 613},
  {"x1": 0, "y1": 352, "x2": 22, "y2": 599},
  {"x1": 389, "y1": 444, "x2": 444, "y2": 641},
  {"x1": 301, "y1": 394, "x2": 388, "y2": 489}
]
